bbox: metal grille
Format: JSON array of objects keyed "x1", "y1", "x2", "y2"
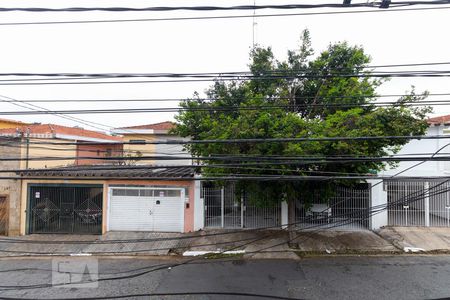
[
  {"x1": 203, "y1": 185, "x2": 281, "y2": 229},
  {"x1": 387, "y1": 180, "x2": 450, "y2": 227},
  {"x1": 429, "y1": 181, "x2": 450, "y2": 227},
  {"x1": 28, "y1": 185, "x2": 103, "y2": 234},
  {"x1": 0, "y1": 196, "x2": 7, "y2": 235},
  {"x1": 295, "y1": 184, "x2": 371, "y2": 231}
]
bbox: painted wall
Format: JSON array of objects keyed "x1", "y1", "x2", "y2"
[
  {"x1": 121, "y1": 134, "x2": 192, "y2": 166},
  {"x1": 76, "y1": 144, "x2": 123, "y2": 165},
  {"x1": 0, "y1": 120, "x2": 25, "y2": 129},
  {"x1": 121, "y1": 134, "x2": 156, "y2": 164},
  {"x1": 380, "y1": 126, "x2": 449, "y2": 177},
  {"x1": 20, "y1": 138, "x2": 77, "y2": 169},
  {"x1": 154, "y1": 135, "x2": 192, "y2": 166},
  {"x1": 0, "y1": 139, "x2": 22, "y2": 236}
]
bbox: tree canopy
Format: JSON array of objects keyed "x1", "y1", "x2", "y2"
[{"x1": 174, "y1": 30, "x2": 431, "y2": 205}]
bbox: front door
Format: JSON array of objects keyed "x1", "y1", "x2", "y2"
[{"x1": 0, "y1": 196, "x2": 7, "y2": 235}]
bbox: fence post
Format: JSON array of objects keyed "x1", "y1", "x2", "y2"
[
  {"x1": 281, "y1": 201, "x2": 288, "y2": 229},
  {"x1": 194, "y1": 179, "x2": 204, "y2": 231},
  {"x1": 368, "y1": 179, "x2": 388, "y2": 230},
  {"x1": 240, "y1": 194, "x2": 244, "y2": 228},
  {"x1": 424, "y1": 182, "x2": 430, "y2": 227},
  {"x1": 221, "y1": 187, "x2": 224, "y2": 228}
]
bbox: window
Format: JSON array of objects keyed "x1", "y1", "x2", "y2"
[
  {"x1": 129, "y1": 140, "x2": 146, "y2": 144},
  {"x1": 112, "y1": 188, "x2": 181, "y2": 197},
  {"x1": 140, "y1": 189, "x2": 154, "y2": 197},
  {"x1": 112, "y1": 189, "x2": 139, "y2": 196}
]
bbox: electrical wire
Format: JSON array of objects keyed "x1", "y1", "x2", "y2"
[
  {"x1": 6, "y1": 92, "x2": 449, "y2": 103},
  {"x1": 1, "y1": 134, "x2": 448, "y2": 146},
  {"x1": 0, "y1": 101, "x2": 442, "y2": 115},
  {"x1": 0, "y1": 6, "x2": 448, "y2": 26},
  {"x1": 0, "y1": 94, "x2": 110, "y2": 132},
  {"x1": 2, "y1": 154, "x2": 450, "y2": 165},
  {"x1": 0, "y1": 71, "x2": 449, "y2": 85},
  {"x1": 1, "y1": 62, "x2": 450, "y2": 78},
  {"x1": 1, "y1": 2, "x2": 449, "y2": 13}
]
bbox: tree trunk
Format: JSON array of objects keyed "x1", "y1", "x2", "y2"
[{"x1": 287, "y1": 199, "x2": 298, "y2": 248}]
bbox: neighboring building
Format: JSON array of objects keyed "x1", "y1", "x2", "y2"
[
  {"x1": 380, "y1": 115, "x2": 450, "y2": 177},
  {"x1": 0, "y1": 118, "x2": 28, "y2": 129},
  {"x1": 376, "y1": 114, "x2": 450, "y2": 228},
  {"x1": 16, "y1": 166, "x2": 202, "y2": 235},
  {"x1": 112, "y1": 121, "x2": 192, "y2": 166},
  {"x1": 0, "y1": 123, "x2": 123, "y2": 169},
  {"x1": 0, "y1": 124, "x2": 123, "y2": 236}
]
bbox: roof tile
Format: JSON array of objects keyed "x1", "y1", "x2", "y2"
[
  {"x1": 118, "y1": 121, "x2": 175, "y2": 131},
  {"x1": 427, "y1": 115, "x2": 450, "y2": 125},
  {"x1": 0, "y1": 123, "x2": 121, "y2": 142}
]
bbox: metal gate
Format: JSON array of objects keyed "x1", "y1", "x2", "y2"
[
  {"x1": 203, "y1": 185, "x2": 281, "y2": 229},
  {"x1": 28, "y1": 185, "x2": 103, "y2": 234},
  {"x1": 387, "y1": 180, "x2": 450, "y2": 227},
  {"x1": 295, "y1": 184, "x2": 371, "y2": 231},
  {"x1": 0, "y1": 196, "x2": 7, "y2": 235}
]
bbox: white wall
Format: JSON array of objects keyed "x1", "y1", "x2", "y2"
[
  {"x1": 368, "y1": 179, "x2": 388, "y2": 230},
  {"x1": 380, "y1": 125, "x2": 449, "y2": 177},
  {"x1": 154, "y1": 135, "x2": 193, "y2": 166},
  {"x1": 193, "y1": 179, "x2": 204, "y2": 231}
]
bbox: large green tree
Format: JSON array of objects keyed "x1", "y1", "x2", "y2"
[{"x1": 174, "y1": 30, "x2": 431, "y2": 208}]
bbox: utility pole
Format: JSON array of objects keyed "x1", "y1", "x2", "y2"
[
  {"x1": 252, "y1": 0, "x2": 257, "y2": 48},
  {"x1": 25, "y1": 128, "x2": 30, "y2": 169}
]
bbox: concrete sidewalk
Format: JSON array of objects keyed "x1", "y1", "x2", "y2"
[
  {"x1": 0, "y1": 232, "x2": 191, "y2": 256},
  {"x1": 0, "y1": 229, "x2": 402, "y2": 258},
  {"x1": 1, "y1": 227, "x2": 449, "y2": 258},
  {"x1": 377, "y1": 227, "x2": 450, "y2": 252}
]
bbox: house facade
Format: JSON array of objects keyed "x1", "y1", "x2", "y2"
[
  {"x1": 112, "y1": 121, "x2": 192, "y2": 166},
  {"x1": 17, "y1": 166, "x2": 202, "y2": 235},
  {"x1": 377, "y1": 115, "x2": 450, "y2": 228},
  {"x1": 0, "y1": 124, "x2": 123, "y2": 169},
  {"x1": 0, "y1": 124, "x2": 123, "y2": 236}
]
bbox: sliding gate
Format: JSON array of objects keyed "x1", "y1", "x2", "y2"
[
  {"x1": 203, "y1": 185, "x2": 281, "y2": 229},
  {"x1": 294, "y1": 184, "x2": 371, "y2": 231},
  {"x1": 28, "y1": 185, "x2": 103, "y2": 234},
  {"x1": 387, "y1": 180, "x2": 450, "y2": 227}
]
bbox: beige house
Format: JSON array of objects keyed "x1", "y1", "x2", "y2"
[
  {"x1": 0, "y1": 124, "x2": 122, "y2": 169},
  {"x1": 0, "y1": 117, "x2": 28, "y2": 130},
  {"x1": 112, "y1": 121, "x2": 192, "y2": 166}
]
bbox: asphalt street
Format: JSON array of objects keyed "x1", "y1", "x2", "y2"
[{"x1": 0, "y1": 255, "x2": 449, "y2": 300}]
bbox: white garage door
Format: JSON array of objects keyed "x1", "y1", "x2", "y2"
[{"x1": 108, "y1": 187, "x2": 185, "y2": 232}]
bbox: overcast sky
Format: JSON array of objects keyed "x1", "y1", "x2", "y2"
[{"x1": 0, "y1": 0, "x2": 448, "y2": 133}]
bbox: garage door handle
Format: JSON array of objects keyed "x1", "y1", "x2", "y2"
[{"x1": 149, "y1": 210, "x2": 153, "y2": 215}]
